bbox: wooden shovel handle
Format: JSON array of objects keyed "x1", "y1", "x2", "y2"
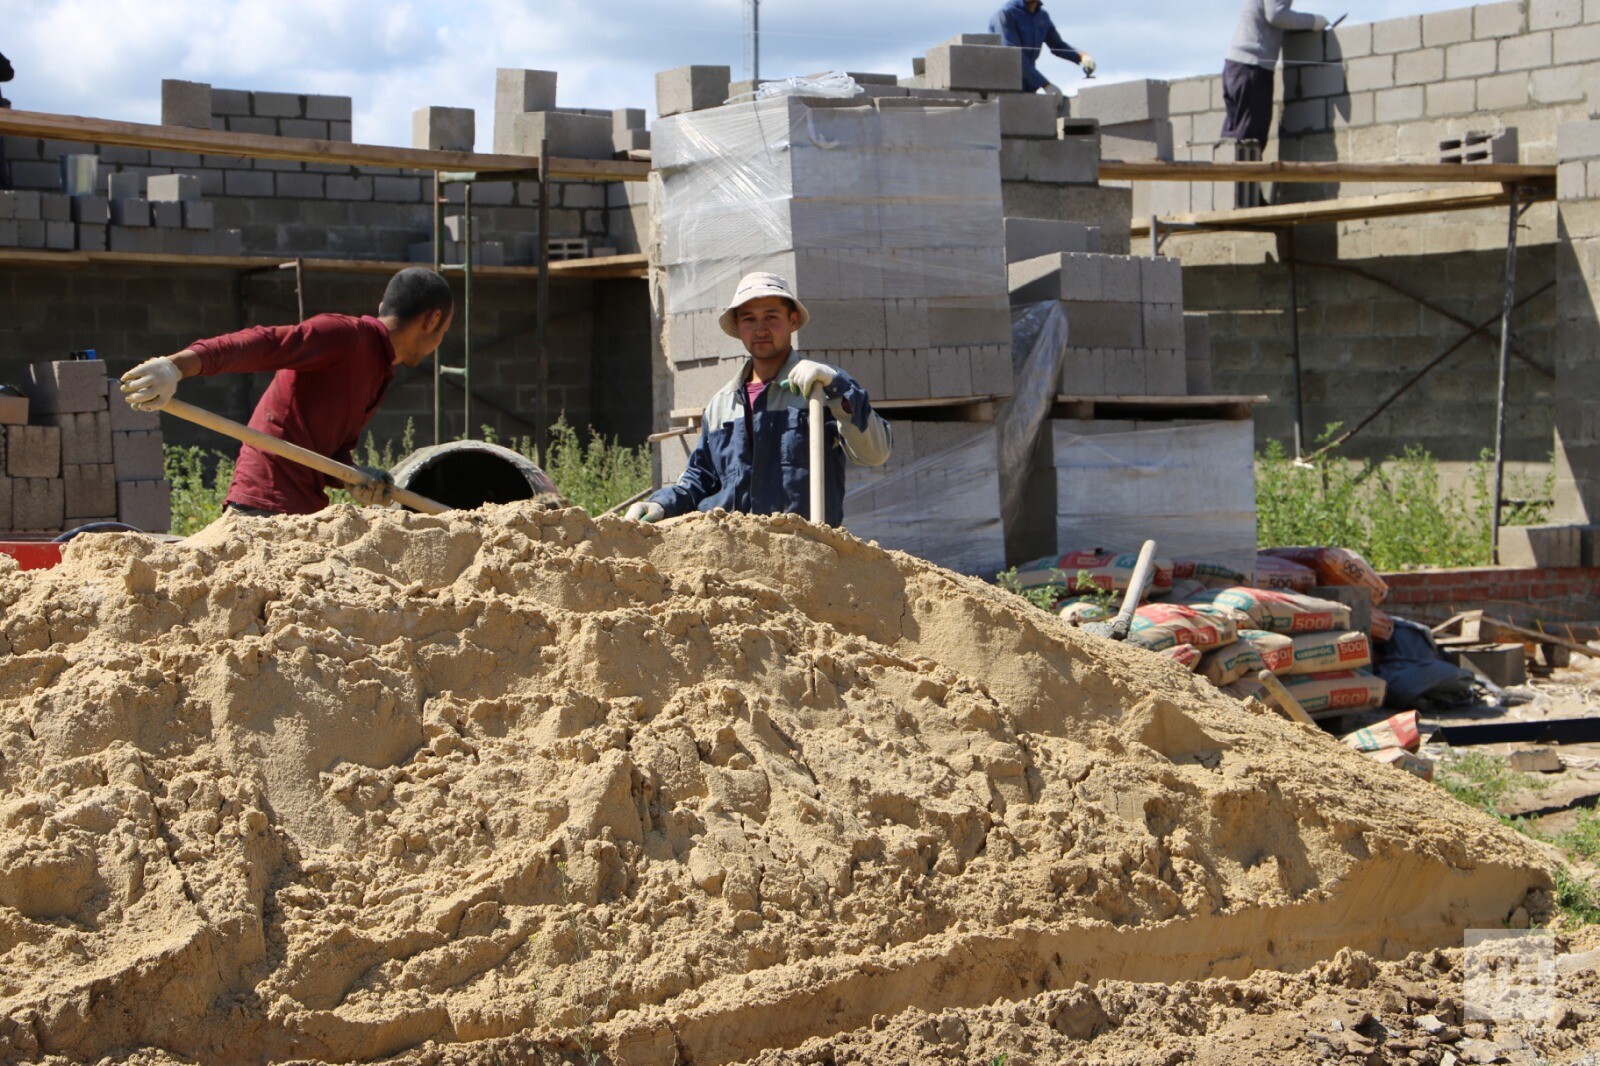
[{"x1": 161, "y1": 398, "x2": 450, "y2": 515}]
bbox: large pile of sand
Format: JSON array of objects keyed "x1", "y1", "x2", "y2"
[{"x1": 0, "y1": 505, "x2": 1554, "y2": 1064}]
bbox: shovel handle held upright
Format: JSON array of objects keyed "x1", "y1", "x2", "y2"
[
  {"x1": 1109, "y1": 539, "x2": 1157, "y2": 640},
  {"x1": 160, "y1": 398, "x2": 450, "y2": 515},
  {"x1": 808, "y1": 387, "x2": 825, "y2": 525}
]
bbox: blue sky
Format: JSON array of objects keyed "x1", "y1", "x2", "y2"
[{"x1": 1, "y1": 0, "x2": 1482, "y2": 148}]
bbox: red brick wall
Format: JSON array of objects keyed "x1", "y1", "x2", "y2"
[{"x1": 1379, "y1": 567, "x2": 1600, "y2": 626}]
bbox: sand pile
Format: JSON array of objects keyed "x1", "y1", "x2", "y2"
[{"x1": 0, "y1": 505, "x2": 1555, "y2": 1064}]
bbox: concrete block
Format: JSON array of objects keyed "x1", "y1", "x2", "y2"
[
  {"x1": 924, "y1": 44, "x2": 1022, "y2": 92},
  {"x1": 1428, "y1": 79, "x2": 1479, "y2": 116},
  {"x1": 1143, "y1": 303, "x2": 1184, "y2": 350},
  {"x1": 1372, "y1": 15, "x2": 1423, "y2": 53},
  {"x1": 994, "y1": 91, "x2": 1059, "y2": 137},
  {"x1": 44, "y1": 221, "x2": 74, "y2": 250},
  {"x1": 1477, "y1": 73, "x2": 1530, "y2": 111},
  {"x1": 5, "y1": 424, "x2": 61, "y2": 477},
  {"x1": 1072, "y1": 79, "x2": 1169, "y2": 124},
  {"x1": 1141, "y1": 256, "x2": 1183, "y2": 304},
  {"x1": 1060, "y1": 347, "x2": 1106, "y2": 394},
  {"x1": 1144, "y1": 349, "x2": 1187, "y2": 395},
  {"x1": 925, "y1": 348, "x2": 974, "y2": 399},
  {"x1": 1560, "y1": 120, "x2": 1600, "y2": 161},
  {"x1": 1060, "y1": 301, "x2": 1142, "y2": 348},
  {"x1": 1100, "y1": 255, "x2": 1142, "y2": 299},
  {"x1": 116, "y1": 479, "x2": 172, "y2": 534},
  {"x1": 146, "y1": 174, "x2": 200, "y2": 202},
  {"x1": 1475, "y1": 0, "x2": 1526, "y2": 38},
  {"x1": 64, "y1": 463, "x2": 117, "y2": 519},
  {"x1": 14, "y1": 220, "x2": 44, "y2": 248},
  {"x1": 108, "y1": 226, "x2": 161, "y2": 254},
  {"x1": 1555, "y1": 22, "x2": 1600, "y2": 62},
  {"x1": 1395, "y1": 48, "x2": 1446, "y2": 85},
  {"x1": 0, "y1": 477, "x2": 9, "y2": 529},
  {"x1": 496, "y1": 69, "x2": 559, "y2": 116},
  {"x1": 1101, "y1": 351, "x2": 1145, "y2": 394},
  {"x1": 105, "y1": 172, "x2": 142, "y2": 201},
  {"x1": 1533, "y1": 0, "x2": 1583, "y2": 27},
  {"x1": 929, "y1": 302, "x2": 1011, "y2": 347},
  {"x1": 1347, "y1": 54, "x2": 1398, "y2": 91},
  {"x1": 1026, "y1": 138, "x2": 1098, "y2": 183},
  {"x1": 182, "y1": 201, "x2": 214, "y2": 229},
  {"x1": 883, "y1": 349, "x2": 930, "y2": 398},
  {"x1": 60, "y1": 154, "x2": 100, "y2": 196},
  {"x1": 1424, "y1": 7, "x2": 1476, "y2": 45},
  {"x1": 506, "y1": 112, "x2": 612, "y2": 159},
  {"x1": 612, "y1": 108, "x2": 648, "y2": 135},
  {"x1": 14, "y1": 478, "x2": 64, "y2": 531},
  {"x1": 798, "y1": 300, "x2": 889, "y2": 350},
  {"x1": 75, "y1": 224, "x2": 107, "y2": 252},
  {"x1": 304, "y1": 94, "x2": 353, "y2": 121},
  {"x1": 110, "y1": 199, "x2": 151, "y2": 227},
  {"x1": 1500, "y1": 31, "x2": 1553, "y2": 70},
  {"x1": 614, "y1": 128, "x2": 651, "y2": 154},
  {"x1": 971, "y1": 346, "x2": 1013, "y2": 395},
  {"x1": 0, "y1": 190, "x2": 40, "y2": 220},
  {"x1": 1003, "y1": 217, "x2": 1101, "y2": 262},
  {"x1": 161, "y1": 79, "x2": 213, "y2": 128},
  {"x1": 24, "y1": 360, "x2": 107, "y2": 415},
  {"x1": 1098, "y1": 119, "x2": 1174, "y2": 160},
  {"x1": 0, "y1": 394, "x2": 27, "y2": 424},
  {"x1": 1532, "y1": 65, "x2": 1588, "y2": 104},
  {"x1": 1497, "y1": 523, "x2": 1583, "y2": 566},
  {"x1": 251, "y1": 91, "x2": 302, "y2": 118},
  {"x1": 884, "y1": 300, "x2": 932, "y2": 349},
  {"x1": 1009, "y1": 252, "x2": 1102, "y2": 302},
  {"x1": 40, "y1": 411, "x2": 111, "y2": 465},
  {"x1": 1000, "y1": 138, "x2": 1029, "y2": 181},
  {"x1": 70, "y1": 194, "x2": 108, "y2": 224},
  {"x1": 943, "y1": 32, "x2": 1003, "y2": 46},
  {"x1": 656, "y1": 65, "x2": 733, "y2": 117},
  {"x1": 1375, "y1": 86, "x2": 1425, "y2": 123},
  {"x1": 412, "y1": 106, "x2": 475, "y2": 151},
  {"x1": 150, "y1": 200, "x2": 183, "y2": 228},
  {"x1": 107, "y1": 380, "x2": 160, "y2": 431}
]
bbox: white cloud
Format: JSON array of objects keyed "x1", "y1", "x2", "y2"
[{"x1": 0, "y1": 0, "x2": 1496, "y2": 147}]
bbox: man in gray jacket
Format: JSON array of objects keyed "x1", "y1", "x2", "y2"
[{"x1": 1222, "y1": 0, "x2": 1328, "y2": 204}]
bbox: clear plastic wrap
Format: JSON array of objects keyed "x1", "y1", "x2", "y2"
[
  {"x1": 998, "y1": 301, "x2": 1069, "y2": 538},
  {"x1": 1050, "y1": 420, "x2": 1258, "y2": 580},
  {"x1": 651, "y1": 95, "x2": 1007, "y2": 319}
]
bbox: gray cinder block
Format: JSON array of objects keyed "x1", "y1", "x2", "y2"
[
  {"x1": 117, "y1": 479, "x2": 172, "y2": 534},
  {"x1": 1498, "y1": 524, "x2": 1583, "y2": 567},
  {"x1": 112, "y1": 430, "x2": 165, "y2": 481},
  {"x1": 656, "y1": 65, "x2": 734, "y2": 117},
  {"x1": 942, "y1": 33, "x2": 1004, "y2": 46},
  {"x1": 24, "y1": 360, "x2": 107, "y2": 415},
  {"x1": 71, "y1": 195, "x2": 109, "y2": 223},
  {"x1": 64, "y1": 463, "x2": 117, "y2": 520},
  {"x1": 1009, "y1": 251, "x2": 1105, "y2": 302},
  {"x1": 412, "y1": 106, "x2": 475, "y2": 151},
  {"x1": 182, "y1": 201, "x2": 214, "y2": 230},
  {"x1": 45, "y1": 221, "x2": 74, "y2": 250},
  {"x1": 1026, "y1": 138, "x2": 1098, "y2": 184},
  {"x1": 161, "y1": 79, "x2": 213, "y2": 128},
  {"x1": 1003, "y1": 217, "x2": 1102, "y2": 262},
  {"x1": 1143, "y1": 303, "x2": 1184, "y2": 350},
  {"x1": 1099, "y1": 255, "x2": 1143, "y2": 299},
  {"x1": 14, "y1": 478, "x2": 64, "y2": 531},
  {"x1": 993, "y1": 92, "x2": 1059, "y2": 137},
  {"x1": 496, "y1": 69, "x2": 559, "y2": 115},
  {"x1": 110, "y1": 199, "x2": 151, "y2": 227},
  {"x1": 1140, "y1": 256, "x2": 1183, "y2": 303},
  {"x1": 106, "y1": 172, "x2": 142, "y2": 200},
  {"x1": 614, "y1": 128, "x2": 651, "y2": 154},
  {"x1": 107, "y1": 380, "x2": 161, "y2": 432},
  {"x1": 504, "y1": 112, "x2": 612, "y2": 159},
  {"x1": 146, "y1": 174, "x2": 201, "y2": 202},
  {"x1": 1072, "y1": 79, "x2": 1170, "y2": 124},
  {"x1": 150, "y1": 200, "x2": 183, "y2": 228},
  {"x1": 1060, "y1": 301, "x2": 1144, "y2": 348},
  {"x1": 76, "y1": 224, "x2": 108, "y2": 251},
  {"x1": 38, "y1": 194, "x2": 70, "y2": 223},
  {"x1": 924, "y1": 44, "x2": 1022, "y2": 92},
  {"x1": 6, "y1": 424, "x2": 61, "y2": 477},
  {"x1": 612, "y1": 108, "x2": 647, "y2": 135},
  {"x1": 1098, "y1": 119, "x2": 1175, "y2": 161}
]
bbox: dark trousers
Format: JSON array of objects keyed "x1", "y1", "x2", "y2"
[{"x1": 1221, "y1": 59, "x2": 1275, "y2": 145}]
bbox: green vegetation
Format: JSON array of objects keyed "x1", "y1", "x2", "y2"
[
  {"x1": 1435, "y1": 750, "x2": 1547, "y2": 824},
  {"x1": 162, "y1": 415, "x2": 652, "y2": 537},
  {"x1": 1256, "y1": 436, "x2": 1554, "y2": 570}
]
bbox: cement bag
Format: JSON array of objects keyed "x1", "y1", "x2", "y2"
[
  {"x1": 1261, "y1": 546, "x2": 1389, "y2": 605},
  {"x1": 1237, "y1": 629, "x2": 1295, "y2": 674},
  {"x1": 1342, "y1": 710, "x2": 1421, "y2": 753},
  {"x1": 1126, "y1": 603, "x2": 1238, "y2": 652},
  {"x1": 1367, "y1": 747, "x2": 1434, "y2": 781},
  {"x1": 1220, "y1": 675, "x2": 1267, "y2": 703},
  {"x1": 1255, "y1": 553, "x2": 1317, "y2": 592},
  {"x1": 1158, "y1": 578, "x2": 1209, "y2": 603},
  {"x1": 1163, "y1": 644, "x2": 1203, "y2": 672},
  {"x1": 1058, "y1": 599, "x2": 1112, "y2": 625},
  {"x1": 1198, "y1": 640, "x2": 1261, "y2": 687},
  {"x1": 1172, "y1": 559, "x2": 1250, "y2": 589},
  {"x1": 1016, "y1": 548, "x2": 1174, "y2": 596},
  {"x1": 1284, "y1": 630, "x2": 1372, "y2": 675},
  {"x1": 1280, "y1": 669, "x2": 1387, "y2": 715},
  {"x1": 1199, "y1": 587, "x2": 1351, "y2": 635},
  {"x1": 1370, "y1": 608, "x2": 1396, "y2": 642}
]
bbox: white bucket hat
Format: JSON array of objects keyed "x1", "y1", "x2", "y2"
[{"x1": 718, "y1": 272, "x2": 811, "y2": 338}]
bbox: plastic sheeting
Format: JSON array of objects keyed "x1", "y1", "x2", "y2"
[
  {"x1": 999, "y1": 302, "x2": 1069, "y2": 537},
  {"x1": 1050, "y1": 420, "x2": 1258, "y2": 579},
  {"x1": 652, "y1": 95, "x2": 1007, "y2": 318}
]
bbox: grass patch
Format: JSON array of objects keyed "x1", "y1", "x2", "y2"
[{"x1": 1434, "y1": 750, "x2": 1547, "y2": 824}]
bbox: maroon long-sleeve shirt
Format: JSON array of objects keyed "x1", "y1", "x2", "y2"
[{"x1": 188, "y1": 314, "x2": 396, "y2": 515}]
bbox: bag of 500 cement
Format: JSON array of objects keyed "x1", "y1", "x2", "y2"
[
  {"x1": 1126, "y1": 603, "x2": 1238, "y2": 652},
  {"x1": 1195, "y1": 587, "x2": 1351, "y2": 635},
  {"x1": 1255, "y1": 554, "x2": 1317, "y2": 592},
  {"x1": 1284, "y1": 630, "x2": 1372, "y2": 675},
  {"x1": 1171, "y1": 559, "x2": 1249, "y2": 589},
  {"x1": 1236, "y1": 629, "x2": 1295, "y2": 674},
  {"x1": 1199, "y1": 640, "x2": 1261, "y2": 686},
  {"x1": 1163, "y1": 644, "x2": 1203, "y2": 672},
  {"x1": 1220, "y1": 675, "x2": 1267, "y2": 703},
  {"x1": 1280, "y1": 669, "x2": 1387, "y2": 715},
  {"x1": 1058, "y1": 599, "x2": 1112, "y2": 625},
  {"x1": 1159, "y1": 578, "x2": 1209, "y2": 603},
  {"x1": 1370, "y1": 608, "x2": 1396, "y2": 642},
  {"x1": 1261, "y1": 546, "x2": 1389, "y2": 605},
  {"x1": 1016, "y1": 548, "x2": 1174, "y2": 596}
]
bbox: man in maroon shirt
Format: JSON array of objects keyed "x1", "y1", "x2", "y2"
[{"x1": 120, "y1": 268, "x2": 454, "y2": 516}]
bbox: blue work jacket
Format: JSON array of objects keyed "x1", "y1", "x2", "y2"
[{"x1": 990, "y1": 0, "x2": 1084, "y2": 91}]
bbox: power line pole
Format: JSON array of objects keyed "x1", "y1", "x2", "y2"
[{"x1": 747, "y1": 0, "x2": 761, "y2": 83}]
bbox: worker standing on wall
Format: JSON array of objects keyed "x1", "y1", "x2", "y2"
[
  {"x1": 1223, "y1": 0, "x2": 1329, "y2": 204},
  {"x1": 118, "y1": 268, "x2": 455, "y2": 516},
  {"x1": 625, "y1": 272, "x2": 891, "y2": 527},
  {"x1": 990, "y1": 0, "x2": 1096, "y2": 96},
  {"x1": 0, "y1": 51, "x2": 14, "y2": 188}
]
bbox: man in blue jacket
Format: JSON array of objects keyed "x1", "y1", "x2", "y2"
[
  {"x1": 990, "y1": 0, "x2": 1096, "y2": 94},
  {"x1": 626, "y1": 272, "x2": 891, "y2": 527}
]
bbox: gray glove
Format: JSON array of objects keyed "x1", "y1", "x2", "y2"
[
  {"x1": 624, "y1": 501, "x2": 665, "y2": 523},
  {"x1": 349, "y1": 466, "x2": 394, "y2": 507}
]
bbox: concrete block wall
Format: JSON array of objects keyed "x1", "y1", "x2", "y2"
[{"x1": 1554, "y1": 118, "x2": 1600, "y2": 521}]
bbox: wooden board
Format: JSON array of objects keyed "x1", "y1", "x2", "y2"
[
  {"x1": 0, "y1": 248, "x2": 648, "y2": 280},
  {"x1": 1050, "y1": 394, "x2": 1267, "y2": 421},
  {"x1": 1131, "y1": 183, "x2": 1554, "y2": 236},
  {"x1": 0, "y1": 108, "x2": 651, "y2": 182},
  {"x1": 1103, "y1": 159, "x2": 1556, "y2": 186}
]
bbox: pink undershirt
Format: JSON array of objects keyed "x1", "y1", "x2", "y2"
[{"x1": 745, "y1": 378, "x2": 769, "y2": 409}]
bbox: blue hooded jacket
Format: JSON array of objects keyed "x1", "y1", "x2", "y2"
[{"x1": 990, "y1": 0, "x2": 1083, "y2": 92}]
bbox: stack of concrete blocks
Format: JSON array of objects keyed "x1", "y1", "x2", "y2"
[
  {"x1": 652, "y1": 94, "x2": 1013, "y2": 576},
  {"x1": 1007, "y1": 248, "x2": 1188, "y2": 395},
  {"x1": 1553, "y1": 119, "x2": 1600, "y2": 527},
  {"x1": 492, "y1": 68, "x2": 608, "y2": 161},
  {"x1": 1071, "y1": 80, "x2": 1178, "y2": 219},
  {"x1": 613, "y1": 108, "x2": 650, "y2": 156},
  {"x1": 1184, "y1": 312, "x2": 1214, "y2": 394},
  {"x1": 1, "y1": 360, "x2": 170, "y2": 533},
  {"x1": 172, "y1": 79, "x2": 354, "y2": 142},
  {"x1": 407, "y1": 213, "x2": 507, "y2": 267}
]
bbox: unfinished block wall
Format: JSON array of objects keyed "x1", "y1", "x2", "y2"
[{"x1": 1555, "y1": 118, "x2": 1600, "y2": 522}]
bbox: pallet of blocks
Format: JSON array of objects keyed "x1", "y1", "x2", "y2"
[
  {"x1": 0, "y1": 358, "x2": 172, "y2": 535},
  {"x1": 652, "y1": 93, "x2": 1014, "y2": 577}
]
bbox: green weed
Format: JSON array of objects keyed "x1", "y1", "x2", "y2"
[
  {"x1": 165, "y1": 445, "x2": 235, "y2": 537},
  {"x1": 1550, "y1": 806, "x2": 1600, "y2": 862},
  {"x1": 1435, "y1": 750, "x2": 1547, "y2": 823}
]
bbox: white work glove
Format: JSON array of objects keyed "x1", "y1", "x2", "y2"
[
  {"x1": 624, "y1": 501, "x2": 665, "y2": 523},
  {"x1": 1079, "y1": 53, "x2": 1097, "y2": 77},
  {"x1": 783, "y1": 359, "x2": 838, "y2": 398},
  {"x1": 119, "y1": 356, "x2": 182, "y2": 412},
  {"x1": 1310, "y1": 15, "x2": 1330, "y2": 30},
  {"x1": 1040, "y1": 81, "x2": 1064, "y2": 97},
  {"x1": 349, "y1": 466, "x2": 394, "y2": 507}
]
